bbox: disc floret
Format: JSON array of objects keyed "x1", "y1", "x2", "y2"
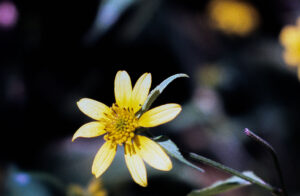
[{"x1": 102, "y1": 104, "x2": 138, "y2": 145}]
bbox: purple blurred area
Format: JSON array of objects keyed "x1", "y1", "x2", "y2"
[{"x1": 1, "y1": 0, "x2": 300, "y2": 195}]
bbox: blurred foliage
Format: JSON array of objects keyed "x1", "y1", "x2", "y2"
[{"x1": 4, "y1": 167, "x2": 65, "y2": 196}]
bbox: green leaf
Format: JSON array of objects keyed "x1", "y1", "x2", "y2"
[
  {"x1": 153, "y1": 135, "x2": 204, "y2": 172},
  {"x1": 187, "y1": 171, "x2": 266, "y2": 196},
  {"x1": 137, "y1": 73, "x2": 189, "y2": 117}
]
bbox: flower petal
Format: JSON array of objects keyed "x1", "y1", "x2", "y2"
[
  {"x1": 114, "y1": 70, "x2": 132, "y2": 108},
  {"x1": 77, "y1": 98, "x2": 110, "y2": 120},
  {"x1": 134, "y1": 135, "x2": 172, "y2": 171},
  {"x1": 124, "y1": 143, "x2": 147, "y2": 187},
  {"x1": 131, "y1": 73, "x2": 152, "y2": 113},
  {"x1": 72, "y1": 122, "x2": 106, "y2": 141},
  {"x1": 138, "y1": 104, "x2": 182, "y2": 127},
  {"x1": 92, "y1": 142, "x2": 117, "y2": 178}
]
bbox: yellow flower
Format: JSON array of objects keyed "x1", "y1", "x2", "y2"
[
  {"x1": 207, "y1": 0, "x2": 259, "y2": 36},
  {"x1": 72, "y1": 71, "x2": 182, "y2": 187},
  {"x1": 280, "y1": 18, "x2": 300, "y2": 79}
]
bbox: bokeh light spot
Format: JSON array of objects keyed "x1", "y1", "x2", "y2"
[
  {"x1": 0, "y1": 1, "x2": 18, "y2": 29},
  {"x1": 14, "y1": 173, "x2": 31, "y2": 186}
]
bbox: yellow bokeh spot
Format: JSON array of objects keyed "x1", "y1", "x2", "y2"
[
  {"x1": 67, "y1": 185, "x2": 85, "y2": 196},
  {"x1": 207, "y1": 0, "x2": 259, "y2": 36},
  {"x1": 280, "y1": 17, "x2": 300, "y2": 79},
  {"x1": 67, "y1": 179, "x2": 107, "y2": 196},
  {"x1": 87, "y1": 179, "x2": 107, "y2": 196}
]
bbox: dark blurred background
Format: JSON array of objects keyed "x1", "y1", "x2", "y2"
[{"x1": 1, "y1": 0, "x2": 300, "y2": 195}]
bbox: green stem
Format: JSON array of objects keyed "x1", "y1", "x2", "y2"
[
  {"x1": 244, "y1": 128, "x2": 287, "y2": 196},
  {"x1": 189, "y1": 153, "x2": 282, "y2": 195}
]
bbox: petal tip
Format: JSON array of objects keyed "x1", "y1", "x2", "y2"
[
  {"x1": 76, "y1": 98, "x2": 86, "y2": 107},
  {"x1": 166, "y1": 163, "x2": 173, "y2": 171},
  {"x1": 178, "y1": 105, "x2": 182, "y2": 112},
  {"x1": 95, "y1": 173, "x2": 101, "y2": 178},
  {"x1": 92, "y1": 168, "x2": 98, "y2": 177},
  {"x1": 92, "y1": 170, "x2": 100, "y2": 178},
  {"x1": 160, "y1": 160, "x2": 173, "y2": 171},
  {"x1": 173, "y1": 104, "x2": 182, "y2": 115},
  {"x1": 117, "y1": 70, "x2": 127, "y2": 75},
  {"x1": 72, "y1": 133, "x2": 80, "y2": 142},
  {"x1": 146, "y1": 73, "x2": 152, "y2": 80},
  {"x1": 140, "y1": 182, "x2": 148, "y2": 187}
]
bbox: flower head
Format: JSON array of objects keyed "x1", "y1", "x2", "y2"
[
  {"x1": 280, "y1": 18, "x2": 300, "y2": 79},
  {"x1": 72, "y1": 71, "x2": 182, "y2": 187}
]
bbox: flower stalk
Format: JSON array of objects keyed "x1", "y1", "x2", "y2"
[
  {"x1": 189, "y1": 152, "x2": 282, "y2": 195},
  {"x1": 244, "y1": 128, "x2": 287, "y2": 196}
]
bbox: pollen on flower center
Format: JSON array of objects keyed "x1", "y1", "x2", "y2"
[{"x1": 102, "y1": 104, "x2": 138, "y2": 145}]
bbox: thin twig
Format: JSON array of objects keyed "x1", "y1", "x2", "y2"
[{"x1": 244, "y1": 128, "x2": 287, "y2": 196}]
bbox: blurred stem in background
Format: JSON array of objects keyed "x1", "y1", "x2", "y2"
[
  {"x1": 244, "y1": 128, "x2": 287, "y2": 196},
  {"x1": 189, "y1": 153, "x2": 282, "y2": 195},
  {"x1": 188, "y1": 128, "x2": 288, "y2": 196}
]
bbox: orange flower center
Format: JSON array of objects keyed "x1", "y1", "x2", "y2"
[{"x1": 102, "y1": 104, "x2": 138, "y2": 145}]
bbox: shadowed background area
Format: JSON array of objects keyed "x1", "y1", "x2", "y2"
[{"x1": 1, "y1": 0, "x2": 300, "y2": 195}]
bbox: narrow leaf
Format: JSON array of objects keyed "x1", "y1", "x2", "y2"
[
  {"x1": 153, "y1": 136, "x2": 204, "y2": 172},
  {"x1": 137, "y1": 73, "x2": 188, "y2": 117},
  {"x1": 187, "y1": 171, "x2": 266, "y2": 196}
]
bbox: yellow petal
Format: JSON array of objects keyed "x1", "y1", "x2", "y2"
[
  {"x1": 134, "y1": 135, "x2": 172, "y2": 171},
  {"x1": 114, "y1": 70, "x2": 132, "y2": 108},
  {"x1": 131, "y1": 73, "x2": 152, "y2": 113},
  {"x1": 138, "y1": 104, "x2": 182, "y2": 127},
  {"x1": 124, "y1": 144, "x2": 147, "y2": 187},
  {"x1": 77, "y1": 98, "x2": 110, "y2": 120},
  {"x1": 72, "y1": 122, "x2": 106, "y2": 141},
  {"x1": 92, "y1": 142, "x2": 117, "y2": 178}
]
